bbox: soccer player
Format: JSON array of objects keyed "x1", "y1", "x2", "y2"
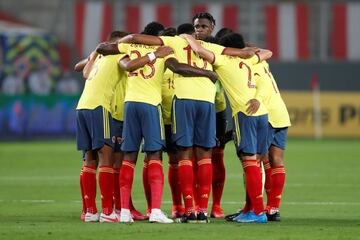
[
  {"x1": 75, "y1": 35, "x2": 127, "y2": 223},
  {"x1": 182, "y1": 32, "x2": 272, "y2": 223},
  {"x1": 192, "y1": 13, "x2": 244, "y2": 218},
  {"x1": 253, "y1": 61, "x2": 291, "y2": 221}
]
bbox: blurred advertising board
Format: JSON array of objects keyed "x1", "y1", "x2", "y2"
[
  {"x1": 282, "y1": 91, "x2": 360, "y2": 138},
  {"x1": 0, "y1": 95, "x2": 78, "y2": 139}
]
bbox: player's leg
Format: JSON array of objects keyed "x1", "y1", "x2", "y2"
[
  {"x1": 142, "y1": 104, "x2": 172, "y2": 223},
  {"x1": 211, "y1": 110, "x2": 227, "y2": 218},
  {"x1": 76, "y1": 109, "x2": 99, "y2": 222},
  {"x1": 119, "y1": 102, "x2": 142, "y2": 223},
  {"x1": 165, "y1": 123, "x2": 184, "y2": 218},
  {"x1": 267, "y1": 127, "x2": 288, "y2": 221},
  {"x1": 172, "y1": 98, "x2": 197, "y2": 223},
  {"x1": 193, "y1": 100, "x2": 216, "y2": 223},
  {"x1": 89, "y1": 107, "x2": 117, "y2": 222},
  {"x1": 232, "y1": 113, "x2": 267, "y2": 223}
]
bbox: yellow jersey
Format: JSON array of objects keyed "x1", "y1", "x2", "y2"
[
  {"x1": 162, "y1": 68, "x2": 175, "y2": 125},
  {"x1": 215, "y1": 81, "x2": 227, "y2": 112},
  {"x1": 111, "y1": 71, "x2": 127, "y2": 121},
  {"x1": 118, "y1": 43, "x2": 172, "y2": 106},
  {"x1": 253, "y1": 61, "x2": 291, "y2": 127},
  {"x1": 213, "y1": 54, "x2": 268, "y2": 117},
  {"x1": 76, "y1": 54, "x2": 123, "y2": 111},
  {"x1": 160, "y1": 36, "x2": 216, "y2": 103}
]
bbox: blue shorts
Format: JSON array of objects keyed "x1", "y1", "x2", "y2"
[
  {"x1": 267, "y1": 124, "x2": 288, "y2": 150},
  {"x1": 112, "y1": 119, "x2": 124, "y2": 152},
  {"x1": 233, "y1": 111, "x2": 268, "y2": 156},
  {"x1": 172, "y1": 97, "x2": 216, "y2": 148},
  {"x1": 121, "y1": 102, "x2": 165, "y2": 152},
  {"x1": 76, "y1": 106, "x2": 113, "y2": 151}
]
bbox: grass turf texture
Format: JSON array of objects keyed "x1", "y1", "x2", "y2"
[{"x1": 0, "y1": 139, "x2": 359, "y2": 240}]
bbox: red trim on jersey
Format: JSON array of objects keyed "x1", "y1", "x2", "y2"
[
  {"x1": 265, "y1": 5, "x2": 279, "y2": 59},
  {"x1": 101, "y1": 2, "x2": 113, "y2": 42},
  {"x1": 223, "y1": 4, "x2": 238, "y2": 31},
  {"x1": 157, "y1": 4, "x2": 172, "y2": 27},
  {"x1": 126, "y1": 5, "x2": 140, "y2": 34},
  {"x1": 296, "y1": 4, "x2": 309, "y2": 59},
  {"x1": 75, "y1": 2, "x2": 85, "y2": 58},
  {"x1": 332, "y1": 4, "x2": 347, "y2": 59}
]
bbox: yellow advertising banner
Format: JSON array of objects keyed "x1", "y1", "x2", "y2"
[{"x1": 281, "y1": 91, "x2": 360, "y2": 138}]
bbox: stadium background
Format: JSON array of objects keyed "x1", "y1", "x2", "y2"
[{"x1": 0, "y1": 0, "x2": 359, "y2": 139}]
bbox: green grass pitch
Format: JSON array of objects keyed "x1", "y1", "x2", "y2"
[{"x1": 0, "y1": 139, "x2": 359, "y2": 240}]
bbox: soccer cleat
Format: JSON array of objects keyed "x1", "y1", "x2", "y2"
[
  {"x1": 115, "y1": 209, "x2": 121, "y2": 219},
  {"x1": 119, "y1": 209, "x2": 134, "y2": 223},
  {"x1": 149, "y1": 209, "x2": 173, "y2": 223},
  {"x1": 80, "y1": 212, "x2": 86, "y2": 221},
  {"x1": 84, "y1": 212, "x2": 99, "y2": 222},
  {"x1": 100, "y1": 211, "x2": 119, "y2": 223},
  {"x1": 266, "y1": 208, "x2": 281, "y2": 222},
  {"x1": 210, "y1": 205, "x2": 225, "y2": 218},
  {"x1": 131, "y1": 209, "x2": 148, "y2": 220},
  {"x1": 177, "y1": 212, "x2": 197, "y2": 223},
  {"x1": 232, "y1": 210, "x2": 248, "y2": 222},
  {"x1": 234, "y1": 211, "x2": 267, "y2": 223},
  {"x1": 197, "y1": 211, "x2": 210, "y2": 223},
  {"x1": 225, "y1": 210, "x2": 242, "y2": 222},
  {"x1": 171, "y1": 205, "x2": 185, "y2": 219}
]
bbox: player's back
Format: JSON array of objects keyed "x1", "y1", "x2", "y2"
[
  {"x1": 118, "y1": 43, "x2": 169, "y2": 106},
  {"x1": 160, "y1": 36, "x2": 216, "y2": 103},
  {"x1": 254, "y1": 61, "x2": 291, "y2": 127},
  {"x1": 213, "y1": 54, "x2": 268, "y2": 116},
  {"x1": 77, "y1": 54, "x2": 122, "y2": 111}
]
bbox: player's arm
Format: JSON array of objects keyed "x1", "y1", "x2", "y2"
[
  {"x1": 118, "y1": 34, "x2": 162, "y2": 46},
  {"x1": 222, "y1": 47, "x2": 256, "y2": 59},
  {"x1": 82, "y1": 51, "x2": 99, "y2": 79},
  {"x1": 74, "y1": 58, "x2": 88, "y2": 72},
  {"x1": 119, "y1": 46, "x2": 174, "y2": 72},
  {"x1": 96, "y1": 42, "x2": 119, "y2": 55},
  {"x1": 246, "y1": 72, "x2": 271, "y2": 115},
  {"x1": 180, "y1": 34, "x2": 215, "y2": 63},
  {"x1": 255, "y1": 49, "x2": 273, "y2": 62},
  {"x1": 165, "y1": 58, "x2": 218, "y2": 83}
]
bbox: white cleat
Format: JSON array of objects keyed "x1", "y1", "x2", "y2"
[
  {"x1": 149, "y1": 209, "x2": 173, "y2": 224},
  {"x1": 100, "y1": 211, "x2": 118, "y2": 223},
  {"x1": 84, "y1": 212, "x2": 99, "y2": 222},
  {"x1": 119, "y1": 209, "x2": 134, "y2": 223}
]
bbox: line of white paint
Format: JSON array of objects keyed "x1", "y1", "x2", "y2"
[{"x1": 0, "y1": 199, "x2": 359, "y2": 206}]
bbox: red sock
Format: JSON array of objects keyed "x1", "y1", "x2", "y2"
[
  {"x1": 148, "y1": 159, "x2": 164, "y2": 209},
  {"x1": 242, "y1": 160, "x2": 264, "y2": 215},
  {"x1": 119, "y1": 160, "x2": 135, "y2": 210},
  {"x1": 98, "y1": 166, "x2": 114, "y2": 215},
  {"x1": 82, "y1": 166, "x2": 97, "y2": 214},
  {"x1": 211, "y1": 148, "x2": 225, "y2": 207},
  {"x1": 113, "y1": 167, "x2": 121, "y2": 210},
  {"x1": 270, "y1": 166, "x2": 286, "y2": 209},
  {"x1": 197, "y1": 158, "x2": 212, "y2": 213},
  {"x1": 178, "y1": 159, "x2": 194, "y2": 214},
  {"x1": 168, "y1": 163, "x2": 182, "y2": 206},
  {"x1": 242, "y1": 190, "x2": 252, "y2": 213},
  {"x1": 263, "y1": 160, "x2": 272, "y2": 208},
  {"x1": 142, "y1": 161, "x2": 151, "y2": 209},
  {"x1": 80, "y1": 167, "x2": 86, "y2": 213},
  {"x1": 192, "y1": 155, "x2": 199, "y2": 210}
]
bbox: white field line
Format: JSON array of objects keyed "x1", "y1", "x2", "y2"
[{"x1": 0, "y1": 199, "x2": 359, "y2": 206}]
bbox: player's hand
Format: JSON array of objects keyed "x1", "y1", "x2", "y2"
[
  {"x1": 155, "y1": 46, "x2": 174, "y2": 58},
  {"x1": 179, "y1": 34, "x2": 191, "y2": 39},
  {"x1": 238, "y1": 47, "x2": 257, "y2": 59},
  {"x1": 246, "y1": 99, "x2": 260, "y2": 115},
  {"x1": 207, "y1": 71, "x2": 218, "y2": 83}
]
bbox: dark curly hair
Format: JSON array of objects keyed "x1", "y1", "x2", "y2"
[
  {"x1": 219, "y1": 33, "x2": 245, "y2": 49},
  {"x1": 141, "y1": 21, "x2": 165, "y2": 36},
  {"x1": 177, "y1": 23, "x2": 195, "y2": 35},
  {"x1": 192, "y1": 12, "x2": 216, "y2": 26}
]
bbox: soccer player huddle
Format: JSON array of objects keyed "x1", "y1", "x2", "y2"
[{"x1": 74, "y1": 12, "x2": 291, "y2": 224}]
